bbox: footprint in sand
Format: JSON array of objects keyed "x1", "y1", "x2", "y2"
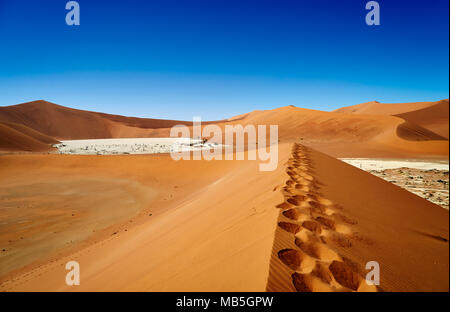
[
  {"x1": 278, "y1": 221, "x2": 301, "y2": 234},
  {"x1": 271, "y1": 143, "x2": 375, "y2": 292},
  {"x1": 278, "y1": 248, "x2": 316, "y2": 273}
]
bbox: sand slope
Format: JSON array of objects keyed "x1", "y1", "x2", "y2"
[
  {"x1": 267, "y1": 144, "x2": 448, "y2": 292},
  {"x1": 224, "y1": 105, "x2": 448, "y2": 158},
  {"x1": 0, "y1": 143, "x2": 447, "y2": 291},
  {"x1": 0, "y1": 121, "x2": 58, "y2": 152},
  {"x1": 0, "y1": 147, "x2": 288, "y2": 291},
  {"x1": 333, "y1": 100, "x2": 442, "y2": 115},
  {"x1": 333, "y1": 99, "x2": 449, "y2": 140},
  {"x1": 394, "y1": 100, "x2": 449, "y2": 139},
  {"x1": 0, "y1": 100, "x2": 217, "y2": 141}
]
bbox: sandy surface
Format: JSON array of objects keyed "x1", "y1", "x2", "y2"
[
  {"x1": 0, "y1": 144, "x2": 448, "y2": 292},
  {"x1": 0, "y1": 99, "x2": 448, "y2": 292},
  {"x1": 267, "y1": 145, "x2": 448, "y2": 292},
  {"x1": 0, "y1": 176, "x2": 156, "y2": 277},
  {"x1": 0, "y1": 147, "x2": 285, "y2": 291},
  {"x1": 334, "y1": 99, "x2": 449, "y2": 139}
]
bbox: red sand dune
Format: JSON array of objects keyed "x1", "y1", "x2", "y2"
[
  {"x1": 0, "y1": 100, "x2": 228, "y2": 142},
  {"x1": 333, "y1": 99, "x2": 449, "y2": 140},
  {"x1": 0, "y1": 121, "x2": 59, "y2": 152},
  {"x1": 394, "y1": 100, "x2": 449, "y2": 139},
  {"x1": 0, "y1": 99, "x2": 448, "y2": 292},
  {"x1": 0, "y1": 100, "x2": 195, "y2": 140},
  {"x1": 0, "y1": 144, "x2": 447, "y2": 291},
  {"x1": 223, "y1": 105, "x2": 448, "y2": 158},
  {"x1": 333, "y1": 99, "x2": 441, "y2": 115},
  {"x1": 0, "y1": 100, "x2": 448, "y2": 159}
]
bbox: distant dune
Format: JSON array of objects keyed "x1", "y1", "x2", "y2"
[
  {"x1": 224, "y1": 105, "x2": 448, "y2": 158},
  {"x1": 0, "y1": 100, "x2": 196, "y2": 141},
  {"x1": 333, "y1": 99, "x2": 449, "y2": 140},
  {"x1": 0, "y1": 99, "x2": 448, "y2": 159},
  {"x1": 0, "y1": 121, "x2": 59, "y2": 152},
  {"x1": 394, "y1": 100, "x2": 449, "y2": 139},
  {"x1": 332, "y1": 99, "x2": 441, "y2": 115}
]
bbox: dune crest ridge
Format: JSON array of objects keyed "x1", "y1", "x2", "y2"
[{"x1": 267, "y1": 144, "x2": 448, "y2": 292}]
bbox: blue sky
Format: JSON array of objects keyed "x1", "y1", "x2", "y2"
[{"x1": 0, "y1": 0, "x2": 448, "y2": 120}]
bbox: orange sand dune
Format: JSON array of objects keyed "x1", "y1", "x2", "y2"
[
  {"x1": 222, "y1": 106, "x2": 448, "y2": 159},
  {"x1": 0, "y1": 121, "x2": 58, "y2": 152},
  {"x1": 0, "y1": 149, "x2": 283, "y2": 291},
  {"x1": 93, "y1": 104, "x2": 449, "y2": 158},
  {"x1": 1, "y1": 100, "x2": 448, "y2": 159},
  {"x1": 0, "y1": 143, "x2": 447, "y2": 291},
  {"x1": 394, "y1": 100, "x2": 449, "y2": 139},
  {"x1": 0, "y1": 100, "x2": 113, "y2": 140},
  {"x1": 0, "y1": 100, "x2": 221, "y2": 141},
  {"x1": 333, "y1": 99, "x2": 444, "y2": 115},
  {"x1": 333, "y1": 99, "x2": 449, "y2": 140}
]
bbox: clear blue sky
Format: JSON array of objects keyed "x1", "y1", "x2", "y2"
[{"x1": 0, "y1": 0, "x2": 448, "y2": 120}]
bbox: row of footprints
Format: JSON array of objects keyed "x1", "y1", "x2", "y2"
[{"x1": 274, "y1": 143, "x2": 378, "y2": 292}]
